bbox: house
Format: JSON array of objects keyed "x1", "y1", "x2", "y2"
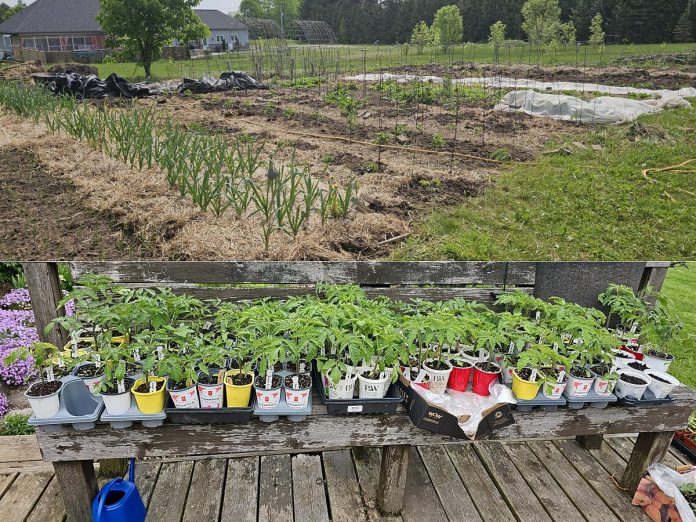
[{"x1": 0, "y1": 0, "x2": 249, "y2": 63}]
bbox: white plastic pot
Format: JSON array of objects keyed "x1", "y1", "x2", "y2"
[
  {"x1": 422, "y1": 359, "x2": 453, "y2": 395},
  {"x1": 592, "y1": 375, "x2": 617, "y2": 397},
  {"x1": 197, "y1": 382, "x2": 225, "y2": 408},
  {"x1": 81, "y1": 373, "x2": 105, "y2": 395},
  {"x1": 255, "y1": 386, "x2": 282, "y2": 410},
  {"x1": 500, "y1": 359, "x2": 518, "y2": 385},
  {"x1": 644, "y1": 369, "x2": 680, "y2": 399},
  {"x1": 642, "y1": 352, "x2": 674, "y2": 373},
  {"x1": 102, "y1": 390, "x2": 132, "y2": 416},
  {"x1": 25, "y1": 381, "x2": 63, "y2": 419},
  {"x1": 357, "y1": 372, "x2": 390, "y2": 399},
  {"x1": 285, "y1": 385, "x2": 311, "y2": 409},
  {"x1": 460, "y1": 349, "x2": 489, "y2": 365},
  {"x1": 566, "y1": 372, "x2": 595, "y2": 398},
  {"x1": 542, "y1": 376, "x2": 568, "y2": 399},
  {"x1": 615, "y1": 369, "x2": 652, "y2": 400},
  {"x1": 326, "y1": 373, "x2": 358, "y2": 400},
  {"x1": 612, "y1": 349, "x2": 637, "y2": 369},
  {"x1": 168, "y1": 384, "x2": 200, "y2": 409}
]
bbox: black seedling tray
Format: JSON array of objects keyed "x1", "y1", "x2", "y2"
[
  {"x1": 164, "y1": 396, "x2": 253, "y2": 424},
  {"x1": 563, "y1": 387, "x2": 617, "y2": 410},
  {"x1": 671, "y1": 437, "x2": 696, "y2": 463},
  {"x1": 616, "y1": 387, "x2": 675, "y2": 406},
  {"x1": 504, "y1": 383, "x2": 566, "y2": 412},
  {"x1": 313, "y1": 367, "x2": 402, "y2": 415}
]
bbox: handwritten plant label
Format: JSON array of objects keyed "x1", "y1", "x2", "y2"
[
  {"x1": 117, "y1": 379, "x2": 125, "y2": 394},
  {"x1": 45, "y1": 366, "x2": 55, "y2": 382},
  {"x1": 292, "y1": 375, "x2": 299, "y2": 389},
  {"x1": 508, "y1": 342, "x2": 515, "y2": 354},
  {"x1": 149, "y1": 380, "x2": 157, "y2": 393},
  {"x1": 557, "y1": 370, "x2": 566, "y2": 383},
  {"x1": 299, "y1": 362, "x2": 306, "y2": 373},
  {"x1": 94, "y1": 353, "x2": 101, "y2": 368},
  {"x1": 133, "y1": 348, "x2": 140, "y2": 362},
  {"x1": 265, "y1": 369, "x2": 274, "y2": 390},
  {"x1": 57, "y1": 354, "x2": 65, "y2": 368}
]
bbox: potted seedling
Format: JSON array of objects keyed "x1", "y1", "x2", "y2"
[
  {"x1": 195, "y1": 335, "x2": 227, "y2": 409},
  {"x1": 540, "y1": 351, "x2": 571, "y2": 400},
  {"x1": 615, "y1": 369, "x2": 652, "y2": 400},
  {"x1": 644, "y1": 369, "x2": 680, "y2": 399},
  {"x1": 582, "y1": 327, "x2": 621, "y2": 396},
  {"x1": 356, "y1": 325, "x2": 400, "y2": 399},
  {"x1": 6, "y1": 342, "x2": 63, "y2": 419},
  {"x1": 129, "y1": 331, "x2": 167, "y2": 414},
  {"x1": 96, "y1": 341, "x2": 134, "y2": 415},
  {"x1": 598, "y1": 284, "x2": 648, "y2": 331},
  {"x1": 512, "y1": 345, "x2": 551, "y2": 400},
  {"x1": 159, "y1": 349, "x2": 200, "y2": 409},
  {"x1": 565, "y1": 348, "x2": 595, "y2": 399},
  {"x1": 253, "y1": 337, "x2": 285, "y2": 410},
  {"x1": 639, "y1": 301, "x2": 682, "y2": 372}
]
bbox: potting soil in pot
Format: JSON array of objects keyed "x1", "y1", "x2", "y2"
[
  {"x1": 285, "y1": 373, "x2": 311, "y2": 389},
  {"x1": 627, "y1": 361, "x2": 650, "y2": 372},
  {"x1": 255, "y1": 374, "x2": 282, "y2": 389},
  {"x1": 620, "y1": 374, "x2": 648, "y2": 385},
  {"x1": 134, "y1": 380, "x2": 165, "y2": 393},
  {"x1": 27, "y1": 380, "x2": 62, "y2": 396},
  {"x1": 228, "y1": 373, "x2": 253, "y2": 386}
]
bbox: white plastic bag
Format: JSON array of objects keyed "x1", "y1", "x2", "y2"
[{"x1": 647, "y1": 463, "x2": 696, "y2": 522}]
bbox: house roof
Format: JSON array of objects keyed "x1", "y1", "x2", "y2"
[
  {"x1": 0, "y1": 0, "x2": 102, "y2": 35},
  {"x1": 193, "y1": 9, "x2": 247, "y2": 31}
]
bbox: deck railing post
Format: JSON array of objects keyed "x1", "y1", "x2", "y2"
[{"x1": 23, "y1": 262, "x2": 68, "y2": 348}]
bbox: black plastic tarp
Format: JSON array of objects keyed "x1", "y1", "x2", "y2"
[
  {"x1": 32, "y1": 72, "x2": 151, "y2": 99},
  {"x1": 178, "y1": 71, "x2": 268, "y2": 94}
]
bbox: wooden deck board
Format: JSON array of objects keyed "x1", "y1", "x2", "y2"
[
  {"x1": 258, "y1": 454, "x2": 293, "y2": 522},
  {"x1": 350, "y1": 448, "x2": 401, "y2": 522},
  {"x1": 26, "y1": 475, "x2": 66, "y2": 522},
  {"x1": 401, "y1": 448, "x2": 447, "y2": 522},
  {"x1": 146, "y1": 461, "x2": 194, "y2": 522},
  {"x1": 221, "y1": 457, "x2": 259, "y2": 522},
  {"x1": 323, "y1": 449, "x2": 369, "y2": 522},
  {"x1": 182, "y1": 458, "x2": 226, "y2": 522},
  {"x1": 0, "y1": 473, "x2": 17, "y2": 500},
  {"x1": 0, "y1": 471, "x2": 53, "y2": 522},
  {"x1": 292, "y1": 454, "x2": 330, "y2": 522},
  {"x1": 608, "y1": 436, "x2": 684, "y2": 469},
  {"x1": 418, "y1": 445, "x2": 482, "y2": 521},
  {"x1": 133, "y1": 461, "x2": 162, "y2": 508}
]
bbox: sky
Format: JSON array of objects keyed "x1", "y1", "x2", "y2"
[{"x1": 5, "y1": 0, "x2": 243, "y2": 14}]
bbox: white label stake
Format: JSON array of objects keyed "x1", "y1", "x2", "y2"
[
  {"x1": 299, "y1": 362, "x2": 306, "y2": 373},
  {"x1": 508, "y1": 342, "x2": 515, "y2": 354},
  {"x1": 133, "y1": 349, "x2": 140, "y2": 362},
  {"x1": 265, "y1": 369, "x2": 274, "y2": 390},
  {"x1": 292, "y1": 375, "x2": 299, "y2": 389},
  {"x1": 45, "y1": 366, "x2": 55, "y2": 382},
  {"x1": 117, "y1": 379, "x2": 125, "y2": 394},
  {"x1": 58, "y1": 354, "x2": 65, "y2": 368},
  {"x1": 530, "y1": 369, "x2": 538, "y2": 382},
  {"x1": 94, "y1": 354, "x2": 101, "y2": 368},
  {"x1": 149, "y1": 380, "x2": 157, "y2": 393},
  {"x1": 557, "y1": 370, "x2": 566, "y2": 383}
]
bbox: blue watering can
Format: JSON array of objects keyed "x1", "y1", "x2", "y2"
[{"x1": 92, "y1": 458, "x2": 146, "y2": 522}]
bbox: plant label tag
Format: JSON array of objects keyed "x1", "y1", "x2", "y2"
[
  {"x1": 478, "y1": 349, "x2": 485, "y2": 360},
  {"x1": 58, "y1": 354, "x2": 65, "y2": 368},
  {"x1": 204, "y1": 321, "x2": 212, "y2": 330},
  {"x1": 156, "y1": 346, "x2": 164, "y2": 360},
  {"x1": 610, "y1": 365, "x2": 617, "y2": 374},
  {"x1": 133, "y1": 349, "x2": 141, "y2": 362},
  {"x1": 347, "y1": 405, "x2": 363, "y2": 413},
  {"x1": 45, "y1": 366, "x2": 55, "y2": 382},
  {"x1": 535, "y1": 311, "x2": 541, "y2": 321},
  {"x1": 149, "y1": 381, "x2": 157, "y2": 393},
  {"x1": 117, "y1": 380, "x2": 125, "y2": 394},
  {"x1": 508, "y1": 342, "x2": 515, "y2": 354},
  {"x1": 630, "y1": 323, "x2": 638, "y2": 333},
  {"x1": 414, "y1": 369, "x2": 427, "y2": 383},
  {"x1": 380, "y1": 371, "x2": 385, "y2": 380},
  {"x1": 557, "y1": 370, "x2": 565, "y2": 383},
  {"x1": 330, "y1": 344, "x2": 337, "y2": 355},
  {"x1": 94, "y1": 354, "x2": 101, "y2": 368},
  {"x1": 266, "y1": 370, "x2": 273, "y2": 390},
  {"x1": 292, "y1": 376, "x2": 299, "y2": 389},
  {"x1": 553, "y1": 343, "x2": 559, "y2": 352},
  {"x1": 217, "y1": 370, "x2": 225, "y2": 384},
  {"x1": 71, "y1": 341, "x2": 78, "y2": 358},
  {"x1": 300, "y1": 362, "x2": 306, "y2": 373},
  {"x1": 530, "y1": 369, "x2": 538, "y2": 381}
]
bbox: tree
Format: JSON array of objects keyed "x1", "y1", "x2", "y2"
[
  {"x1": 522, "y1": 0, "x2": 561, "y2": 47},
  {"x1": 673, "y1": 1, "x2": 695, "y2": 42},
  {"x1": 98, "y1": 0, "x2": 209, "y2": 78},
  {"x1": 410, "y1": 21, "x2": 436, "y2": 54},
  {"x1": 0, "y1": 1, "x2": 25, "y2": 23},
  {"x1": 560, "y1": 20, "x2": 576, "y2": 46},
  {"x1": 489, "y1": 21, "x2": 507, "y2": 63},
  {"x1": 239, "y1": 0, "x2": 267, "y2": 19},
  {"x1": 588, "y1": 12, "x2": 605, "y2": 46},
  {"x1": 432, "y1": 5, "x2": 463, "y2": 51}
]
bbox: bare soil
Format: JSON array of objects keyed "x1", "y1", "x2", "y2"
[{"x1": 0, "y1": 145, "x2": 150, "y2": 260}]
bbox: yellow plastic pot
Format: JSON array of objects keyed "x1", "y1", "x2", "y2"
[
  {"x1": 511, "y1": 369, "x2": 544, "y2": 400},
  {"x1": 131, "y1": 377, "x2": 167, "y2": 414},
  {"x1": 224, "y1": 370, "x2": 254, "y2": 408}
]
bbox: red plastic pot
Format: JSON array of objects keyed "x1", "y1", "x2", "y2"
[
  {"x1": 448, "y1": 364, "x2": 473, "y2": 392},
  {"x1": 414, "y1": 380, "x2": 430, "y2": 390},
  {"x1": 472, "y1": 362, "x2": 500, "y2": 396},
  {"x1": 621, "y1": 345, "x2": 643, "y2": 361}
]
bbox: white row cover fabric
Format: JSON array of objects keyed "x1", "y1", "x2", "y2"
[{"x1": 348, "y1": 73, "x2": 696, "y2": 124}]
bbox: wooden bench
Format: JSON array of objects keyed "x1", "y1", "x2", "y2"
[{"x1": 22, "y1": 261, "x2": 696, "y2": 521}]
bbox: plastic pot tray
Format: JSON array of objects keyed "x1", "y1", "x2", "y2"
[
  {"x1": 100, "y1": 401, "x2": 166, "y2": 429},
  {"x1": 563, "y1": 387, "x2": 617, "y2": 410},
  {"x1": 616, "y1": 388, "x2": 675, "y2": 406},
  {"x1": 504, "y1": 384, "x2": 566, "y2": 412},
  {"x1": 165, "y1": 396, "x2": 253, "y2": 424},
  {"x1": 671, "y1": 436, "x2": 696, "y2": 463},
  {"x1": 313, "y1": 367, "x2": 402, "y2": 415},
  {"x1": 28, "y1": 376, "x2": 104, "y2": 432},
  {"x1": 253, "y1": 393, "x2": 311, "y2": 423}
]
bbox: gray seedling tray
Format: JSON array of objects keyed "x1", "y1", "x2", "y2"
[
  {"x1": 28, "y1": 377, "x2": 104, "y2": 432},
  {"x1": 253, "y1": 392, "x2": 312, "y2": 423},
  {"x1": 563, "y1": 387, "x2": 617, "y2": 410},
  {"x1": 505, "y1": 383, "x2": 566, "y2": 412},
  {"x1": 100, "y1": 401, "x2": 167, "y2": 429}
]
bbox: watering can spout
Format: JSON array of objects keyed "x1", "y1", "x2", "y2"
[{"x1": 92, "y1": 458, "x2": 146, "y2": 522}]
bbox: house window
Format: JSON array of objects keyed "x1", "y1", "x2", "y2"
[
  {"x1": 47, "y1": 38, "x2": 61, "y2": 52},
  {"x1": 72, "y1": 36, "x2": 87, "y2": 50}
]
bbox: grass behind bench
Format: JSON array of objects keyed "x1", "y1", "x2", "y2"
[{"x1": 662, "y1": 263, "x2": 696, "y2": 389}]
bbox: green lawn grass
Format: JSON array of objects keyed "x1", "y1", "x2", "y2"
[
  {"x1": 394, "y1": 102, "x2": 696, "y2": 261},
  {"x1": 96, "y1": 42, "x2": 696, "y2": 82},
  {"x1": 662, "y1": 263, "x2": 696, "y2": 388}
]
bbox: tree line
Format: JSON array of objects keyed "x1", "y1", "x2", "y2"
[{"x1": 299, "y1": 0, "x2": 696, "y2": 44}]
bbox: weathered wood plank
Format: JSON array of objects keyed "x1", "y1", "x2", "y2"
[
  {"x1": 475, "y1": 442, "x2": 552, "y2": 522},
  {"x1": 132, "y1": 461, "x2": 161, "y2": 508},
  {"x1": 553, "y1": 439, "x2": 647, "y2": 522},
  {"x1": 503, "y1": 442, "x2": 585, "y2": 521},
  {"x1": 323, "y1": 450, "x2": 369, "y2": 522},
  {"x1": 53, "y1": 460, "x2": 97, "y2": 522},
  {"x1": 220, "y1": 457, "x2": 259, "y2": 522},
  {"x1": 418, "y1": 446, "x2": 481, "y2": 521},
  {"x1": 401, "y1": 448, "x2": 447, "y2": 522},
  {"x1": 70, "y1": 261, "x2": 537, "y2": 285},
  {"x1": 35, "y1": 387, "x2": 696, "y2": 461},
  {"x1": 350, "y1": 448, "x2": 401, "y2": 522},
  {"x1": 588, "y1": 440, "x2": 634, "y2": 479},
  {"x1": 446, "y1": 444, "x2": 515, "y2": 522},
  {"x1": 620, "y1": 432, "x2": 675, "y2": 491},
  {"x1": 377, "y1": 445, "x2": 410, "y2": 515},
  {"x1": 146, "y1": 460, "x2": 194, "y2": 522},
  {"x1": 0, "y1": 435, "x2": 43, "y2": 464},
  {"x1": 182, "y1": 459, "x2": 226, "y2": 522},
  {"x1": 26, "y1": 475, "x2": 66, "y2": 522},
  {"x1": 528, "y1": 441, "x2": 620, "y2": 522},
  {"x1": 24, "y1": 263, "x2": 68, "y2": 348},
  {"x1": 0, "y1": 473, "x2": 18, "y2": 501},
  {"x1": 607, "y1": 436, "x2": 684, "y2": 469},
  {"x1": 258, "y1": 454, "x2": 293, "y2": 522},
  {"x1": 292, "y1": 454, "x2": 330, "y2": 522},
  {"x1": 0, "y1": 471, "x2": 53, "y2": 522},
  {"x1": 576, "y1": 434, "x2": 604, "y2": 450}
]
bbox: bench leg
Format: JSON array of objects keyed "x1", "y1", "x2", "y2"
[
  {"x1": 576, "y1": 434, "x2": 604, "y2": 450},
  {"x1": 377, "y1": 445, "x2": 410, "y2": 515},
  {"x1": 620, "y1": 431, "x2": 675, "y2": 491},
  {"x1": 53, "y1": 460, "x2": 98, "y2": 522}
]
